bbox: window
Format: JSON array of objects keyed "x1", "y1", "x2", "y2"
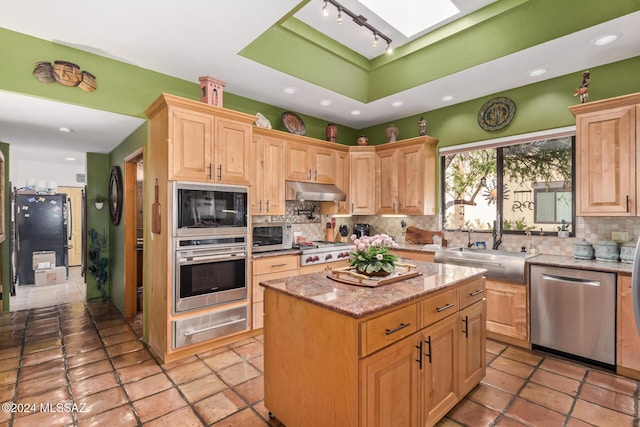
[{"x1": 441, "y1": 132, "x2": 575, "y2": 235}]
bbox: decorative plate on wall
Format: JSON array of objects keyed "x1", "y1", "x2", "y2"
[
  {"x1": 477, "y1": 97, "x2": 516, "y2": 131},
  {"x1": 281, "y1": 111, "x2": 306, "y2": 136}
]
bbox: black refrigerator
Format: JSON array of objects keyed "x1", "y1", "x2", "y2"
[{"x1": 15, "y1": 193, "x2": 69, "y2": 285}]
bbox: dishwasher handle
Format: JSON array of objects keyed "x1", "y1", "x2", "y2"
[{"x1": 541, "y1": 273, "x2": 601, "y2": 287}]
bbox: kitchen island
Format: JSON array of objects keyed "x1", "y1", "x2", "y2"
[{"x1": 260, "y1": 262, "x2": 487, "y2": 427}]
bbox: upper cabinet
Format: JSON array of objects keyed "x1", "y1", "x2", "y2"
[
  {"x1": 375, "y1": 136, "x2": 438, "y2": 215},
  {"x1": 250, "y1": 130, "x2": 285, "y2": 215},
  {"x1": 570, "y1": 93, "x2": 640, "y2": 216},
  {"x1": 148, "y1": 94, "x2": 255, "y2": 185},
  {"x1": 321, "y1": 147, "x2": 350, "y2": 215},
  {"x1": 349, "y1": 147, "x2": 376, "y2": 215},
  {"x1": 285, "y1": 139, "x2": 335, "y2": 184}
]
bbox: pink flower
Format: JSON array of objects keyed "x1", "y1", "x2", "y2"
[
  {"x1": 376, "y1": 253, "x2": 383, "y2": 260},
  {"x1": 358, "y1": 243, "x2": 366, "y2": 251},
  {"x1": 350, "y1": 234, "x2": 357, "y2": 241}
]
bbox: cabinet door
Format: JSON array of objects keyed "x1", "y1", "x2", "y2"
[
  {"x1": 349, "y1": 151, "x2": 376, "y2": 215},
  {"x1": 321, "y1": 150, "x2": 350, "y2": 215},
  {"x1": 360, "y1": 333, "x2": 420, "y2": 427},
  {"x1": 617, "y1": 275, "x2": 640, "y2": 374},
  {"x1": 459, "y1": 301, "x2": 486, "y2": 395},
  {"x1": 376, "y1": 148, "x2": 399, "y2": 214},
  {"x1": 249, "y1": 134, "x2": 264, "y2": 214},
  {"x1": 262, "y1": 137, "x2": 286, "y2": 215},
  {"x1": 398, "y1": 143, "x2": 435, "y2": 215},
  {"x1": 422, "y1": 314, "x2": 459, "y2": 427},
  {"x1": 215, "y1": 117, "x2": 251, "y2": 185},
  {"x1": 285, "y1": 140, "x2": 312, "y2": 181},
  {"x1": 169, "y1": 108, "x2": 213, "y2": 181},
  {"x1": 576, "y1": 105, "x2": 636, "y2": 215},
  {"x1": 313, "y1": 145, "x2": 336, "y2": 184},
  {"x1": 485, "y1": 279, "x2": 528, "y2": 341}
]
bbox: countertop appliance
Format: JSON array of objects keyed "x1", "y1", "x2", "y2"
[
  {"x1": 299, "y1": 241, "x2": 353, "y2": 266},
  {"x1": 15, "y1": 192, "x2": 69, "y2": 285},
  {"x1": 530, "y1": 265, "x2": 615, "y2": 367},
  {"x1": 353, "y1": 223, "x2": 370, "y2": 238},
  {"x1": 251, "y1": 222, "x2": 292, "y2": 253}
]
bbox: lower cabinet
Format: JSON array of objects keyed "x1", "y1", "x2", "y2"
[
  {"x1": 485, "y1": 278, "x2": 528, "y2": 346},
  {"x1": 251, "y1": 255, "x2": 298, "y2": 329},
  {"x1": 264, "y1": 277, "x2": 486, "y2": 427},
  {"x1": 617, "y1": 274, "x2": 640, "y2": 379}
]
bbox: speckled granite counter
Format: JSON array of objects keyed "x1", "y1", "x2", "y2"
[
  {"x1": 259, "y1": 261, "x2": 486, "y2": 318},
  {"x1": 393, "y1": 242, "x2": 439, "y2": 252},
  {"x1": 251, "y1": 248, "x2": 301, "y2": 259},
  {"x1": 527, "y1": 254, "x2": 633, "y2": 274}
]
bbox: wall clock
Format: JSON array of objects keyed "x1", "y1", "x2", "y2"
[
  {"x1": 109, "y1": 166, "x2": 123, "y2": 225},
  {"x1": 477, "y1": 97, "x2": 516, "y2": 131}
]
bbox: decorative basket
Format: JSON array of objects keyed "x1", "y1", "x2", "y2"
[
  {"x1": 78, "y1": 71, "x2": 97, "y2": 92},
  {"x1": 33, "y1": 61, "x2": 55, "y2": 83},
  {"x1": 52, "y1": 61, "x2": 82, "y2": 87}
]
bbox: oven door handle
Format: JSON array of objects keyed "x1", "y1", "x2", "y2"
[
  {"x1": 178, "y1": 253, "x2": 246, "y2": 264},
  {"x1": 183, "y1": 317, "x2": 247, "y2": 336}
]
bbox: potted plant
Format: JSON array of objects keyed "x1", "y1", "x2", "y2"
[
  {"x1": 87, "y1": 228, "x2": 108, "y2": 299},
  {"x1": 557, "y1": 220, "x2": 570, "y2": 237},
  {"x1": 92, "y1": 194, "x2": 106, "y2": 210},
  {"x1": 349, "y1": 234, "x2": 399, "y2": 276}
]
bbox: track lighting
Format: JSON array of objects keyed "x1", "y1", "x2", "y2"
[{"x1": 320, "y1": 0, "x2": 392, "y2": 53}]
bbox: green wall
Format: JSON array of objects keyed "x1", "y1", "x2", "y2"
[{"x1": 85, "y1": 153, "x2": 110, "y2": 300}]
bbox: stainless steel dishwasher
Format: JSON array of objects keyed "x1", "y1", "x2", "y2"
[{"x1": 530, "y1": 265, "x2": 616, "y2": 367}]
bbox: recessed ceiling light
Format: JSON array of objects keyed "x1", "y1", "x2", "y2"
[
  {"x1": 351, "y1": 110, "x2": 361, "y2": 116},
  {"x1": 441, "y1": 95, "x2": 454, "y2": 102},
  {"x1": 391, "y1": 101, "x2": 403, "y2": 107},
  {"x1": 320, "y1": 99, "x2": 332, "y2": 106},
  {"x1": 528, "y1": 68, "x2": 548, "y2": 77},
  {"x1": 65, "y1": 157, "x2": 76, "y2": 161},
  {"x1": 58, "y1": 127, "x2": 72, "y2": 133},
  {"x1": 282, "y1": 87, "x2": 296, "y2": 95},
  {"x1": 593, "y1": 33, "x2": 620, "y2": 46}
]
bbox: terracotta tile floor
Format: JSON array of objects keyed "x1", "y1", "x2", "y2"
[{"x1": 0, "y1": 300, "x2": 639, "y2": 426}]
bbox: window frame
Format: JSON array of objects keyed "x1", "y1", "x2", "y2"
[{"x1": 439, "y1": 127, "x2": 576, "y2": 237}]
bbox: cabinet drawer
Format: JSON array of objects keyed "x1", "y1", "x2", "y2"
[
  {"x1": 172, "y1": 305, "x2": 248, "y2": 349},
  {"x1": 361, "y1": 304, "x2": 418, "y2": 356},
  {"x1": 253, "y1": 255, "x2": 298, "y2": 275},
  {"x1": 459, "y1": 278, "x2": 486, "y2": 309},
  {"x1": 421, "y1": 288, "x2": 459, "y2": 328},
  {"x1": 253, "y1": 269, "x2": 299, "y2": 303}
]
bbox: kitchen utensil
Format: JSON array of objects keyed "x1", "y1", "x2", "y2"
[
  {"x1": 325, "y1": 222, "x2": 334, "y2": 242},
  {"x1": 152, "y1": 179, "x2": 161, "y2": 234}
]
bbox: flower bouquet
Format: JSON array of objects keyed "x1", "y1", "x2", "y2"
[{"x1": 349, "y1": 233, "x2": 399, "y2": 277}]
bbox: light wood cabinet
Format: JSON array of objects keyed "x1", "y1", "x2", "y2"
[
  {"x1": 250, "y1": 131, "x2": 285, "y2": 215},
  {"x1": 321, "y1": 148, "x2": 350, "y2": 215},
  {"x1": 285, "y1": 139, "x2": 335, "y2": 183},
  {"x1": 485, "y1": 278, "x2": 529, "y2": 347},
  {"x1": 168, "y1": 105, "x2": 252, "y2": 185},
  {"x1": 616, "y1": 274, "x2": 640, "y2": 380},
  {"x1": 570, "y1": 93, "x2": 640, "y2": 216},
  {"x1": 251, "y1": 255, "x2": 298, "y2": 329},
  {"x1": 375, "y1": 137, "x2": 438, "y2": 215},
  {"x1": 263, "y1": 276, "x2": 486, "y2": 427},
  {"x1": 349, "y1": 147, "x2": 376, "y2": 215}
]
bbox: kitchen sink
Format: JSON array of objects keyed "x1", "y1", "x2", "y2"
[{"x1": 434, "y1": 247, "x2": 533, "y2": 283}]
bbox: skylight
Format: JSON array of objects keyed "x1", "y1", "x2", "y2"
[{"x1": 359, "y1": 0, "x2": 460, "y2": 37}]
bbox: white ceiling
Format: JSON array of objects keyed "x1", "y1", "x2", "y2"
[{"x1": 0, "y1": 0, "x2": 639, "y2": 155}]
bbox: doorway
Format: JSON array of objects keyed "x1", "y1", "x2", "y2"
[{"x1": 124, "y1": 149, "x2": 144, "y2": 317}]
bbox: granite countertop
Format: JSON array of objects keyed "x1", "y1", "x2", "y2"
[
  {"x1": 393, "y1": 242, "x2": 440, "y2": 252},
  {"x1": 259, "y1": 261, "x2": 486, "y2": 318},
  {"x1": 527, "y1": 254, "x2": 633, "y2": 274}
]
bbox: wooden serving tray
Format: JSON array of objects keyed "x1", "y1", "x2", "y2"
[{"x1": 328, "y1": 263, "x2": 422, "y2": 287}]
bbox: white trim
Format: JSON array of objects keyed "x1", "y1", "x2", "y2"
[{"x1": 438, "y1": 126, "x2": 576, "y2": 155}]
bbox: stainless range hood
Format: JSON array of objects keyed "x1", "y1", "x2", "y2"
[{"x1": 286, "y1": 181, "x2": 346, "y2": 202}]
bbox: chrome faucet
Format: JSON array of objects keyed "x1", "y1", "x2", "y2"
[
  {"x1": 467, "y1": 228, "x2": 474, "y2": 248},
  {"x1": 492, "y1": 215, "x2": 502, "y2": 250}
]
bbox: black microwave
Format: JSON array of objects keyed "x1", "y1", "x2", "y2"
[{"x1": 173, "y1": 182, "x2": 248, "y2": 237}]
